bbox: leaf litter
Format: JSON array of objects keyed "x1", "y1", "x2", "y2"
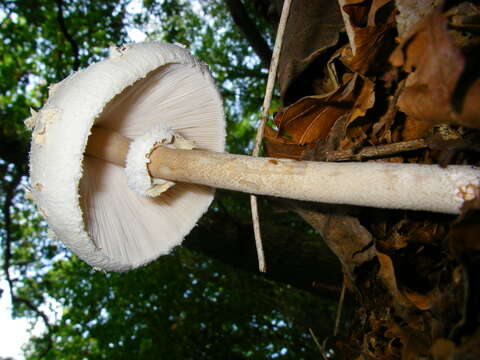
[{"x1": 264, "y1": 1, "x2": 480, "y2": 358}]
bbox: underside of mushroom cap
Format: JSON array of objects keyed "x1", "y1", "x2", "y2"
[{"x1": 29, "y1": 42, "x2": 226, "y2": 271}]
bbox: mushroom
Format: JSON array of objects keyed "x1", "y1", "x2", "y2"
[{"x1": 28, "y1": 42, "x2": 480, "y2": 272}]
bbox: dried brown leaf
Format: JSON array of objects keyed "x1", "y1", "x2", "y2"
[
  {"x1": 395, "y1": 0, "x2": 444, "y2": 36},
  {"x1": 401, "y1": 116, "x2": 435, "y2": 141},
  {"x1": 278, "y1": 0, "x2": 345, "y2": 100},
  {"x1": 385, "y1": 320, "x2": 431, "y2": 359},
  {"x1": 274, "y1": 98, "x2": 343, "y2": 145},
  {"x1": 273, "y1": 90, "x2": 353, "y2": 146},
  {"x1": 312, "y1": 47, "x2": 343, "y2": 95},
  {"x1": 340, "y1": 0, "x2": 397, "y2": 74},
  {"x1": 292, "y1": 203, "x2": 376, "y2": 281},
  {"x1": 377, "y1": 250, "x2": 440, "y2": 311},
  {"x1": 430, "y1": 338, "x2": 456, "y2": 360},
  {"x1": 377, "y1": 252, "x2": 411, "y2": 308},
  {"x1": 403, "y1": 290, "x2": 433, "y2": 310},
  {"x1": 390, "y1": 11, "x2": 480, "y2": 127},
  {"x1": 267, "y1": 74, "x2": 374, "y2": 156},
  {"x1": 263, "y1": 126, "x2": 315, "y2": 160},
  {"x1": 345, "y1": 74, "x2": 375, "y2": 128}
]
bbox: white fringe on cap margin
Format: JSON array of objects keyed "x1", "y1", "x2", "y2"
[{"x1": 125, "y1": 124, "x2": 195, "y2": 197}]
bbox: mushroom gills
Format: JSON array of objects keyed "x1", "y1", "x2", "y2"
[
  {"x1": 29, "y1": 42, "x2": 227, "y2": 271},
  {"x1": 77, "y1": 59, "x2": 224, "y2": 268}
]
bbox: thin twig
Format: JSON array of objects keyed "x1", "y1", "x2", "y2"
[
  {"x1": 250, "y1": 0, "x2": 292, "y2": 273},
  {"x1": 2, "y1": 169, "x2": 53, "y2": 358},
  {"x1": 334, "y1": 280, "x2": 346, "y2": 336},
  {"x1": 252, "y1": 0, "x2": 292, "y2": 156},
  {"x1": 309, "y1": 328, "x2": 328, "y2": 360},
  {"x1": 2, "y1": 171, "x2": 22, "y2": 296},
  {"x1": 224, "y1": 0, "x2": 272, "y2": 68},
  {"x1": 324, "y1": 138, "x2": 428, "y2": 162}
]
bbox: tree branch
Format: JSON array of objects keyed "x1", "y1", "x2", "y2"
[
  {"x1": 12, "y1": 294, "x2": 53, "y2": 358},
  {"x1": 1, "y1": 168, "x2": 53, "y2": 358},
  {"x1": 324, "y1": 139, "x2": 428, "y2": 161},
  {"x1": 55, "y1": 0, "x2": 80, "y2": 70},
  {"x1": 224, "y1": 0, "x2": 273, "y2": 69},
  {"x1": 2, "y1": 170, "x2": 22, "y2": 293}
]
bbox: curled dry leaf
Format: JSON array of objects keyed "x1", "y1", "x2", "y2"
[
  {"x1": 272, "y1": 91, "x2": 348, "y2": 146},
  {"x1": 378, "y1": 219, "x2": 447, "y2": 251},
  {"x1": 339, "y1": 0, "x2": 397, "y2": 74},
  {"x1": 377, "y1": 252, "x2": 412, "y2": 308},
  {"x1": 430, "y1": 338, "x2": 456, "y2": 360},
  {"x1": 390, "y1": 11, "x2": 480, "y2": 128},
  {"x1": 446, "y1": 190, "x2": 480, "y2": 342},
  {"x1": 292, "y1": 203, "x2": 376, "y2": 282},
  {"x1": 264, "y1": 74, "x2": 374, "y2": 159},
  {"x1": 384, "y1": 320, "x2": 431, "y2": 359},
  {"x1": 345, "y1": 74, "x2": 375, "y2": 128},
  {"x1": 371, "y1": 85, "x2": 403, "y2": 142},
  {"x1": 401, "y1": 115, "x2": 435, "y2": 141},
  {"x1": 312, "y1": 46, "x2": 343, "y2": 96},
  {"x1": 403, "y1": 290, "x2": 433, "y2": 310},
  {"x1": 377, "y1": 251, "x2": 438, "y2": 311},
  {"x1": 263, "y1": 126, "x2": 315, "y2": 160},
  {"x1": 277, "y1": 0, "x2": 345, "y2": 101}
]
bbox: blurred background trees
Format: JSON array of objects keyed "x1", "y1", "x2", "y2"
[{"x1": 0, "y1": 1, "x2": 341, "y2": 359}]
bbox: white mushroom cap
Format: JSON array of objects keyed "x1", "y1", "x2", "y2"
[{"x1": 29, "y1": 42, "x2": 226, "y2": 271}]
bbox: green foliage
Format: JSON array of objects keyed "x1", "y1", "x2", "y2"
[
  {"x1": 0, "y1": 1, "x2": 336, "y2": 359},
  {"x1": 23, "y1": 248, "x2": 333, "y2": 359},
  {"x1": 0, "y1": 0, "x2": 130, "y2": 168}
]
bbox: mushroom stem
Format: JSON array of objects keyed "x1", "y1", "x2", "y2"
[
  {"x1": 86, "y1": 127, "x2": 479, "y2": 214},
  {"x1": 86, "y1": 127, "x2": 130, "y2": 166}
]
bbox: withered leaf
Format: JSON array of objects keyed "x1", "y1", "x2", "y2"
[
  {"x1": 395, "y1": 0, "x2": 443, "y2": 36},
  {"x1": 339, "y1": 0, "x2": 397, "y2": 74},
  {"x1": 430, "y1": 338, "x2": 456, "y2": 360},
  {"x1": 312, "y1": 47, "x2": 343, "y2": 95},
  {"x1": 278, "y1": 0, "x2": 344, "y2": 101},
  {"x1": 390, "y1": 11, "x2": 480, "y2": 128},
  {"x1": 401, "y1": 115, "x2": 435, "y2": 141},
  {"x1": 403, "y1": 290, "x2": 433, "y2": 310},
  {"x1": 265, "y1": 74, "x2": 375, "y2": 158},
  {"x1": 292, "y1": 203, "x2": 376, "y2": 282},
  {"x1": 345, "y1": 74, "x2": 375, "y2": 128},
  {"x1": 263, "y1": 126, "x2": 315, "y2": 160},
  {"x1": 384, "y1": 320, "x2": 431, "y2": 359},
  {"x1": 273, "y1": 86, "x2": 354, "y2": 146},
  {"x1": 377, "y1": 252, "x2": 412, "y2": 308},
  {"x1": 377, "y1": 250, "x2": 438, "y2": 311}
]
